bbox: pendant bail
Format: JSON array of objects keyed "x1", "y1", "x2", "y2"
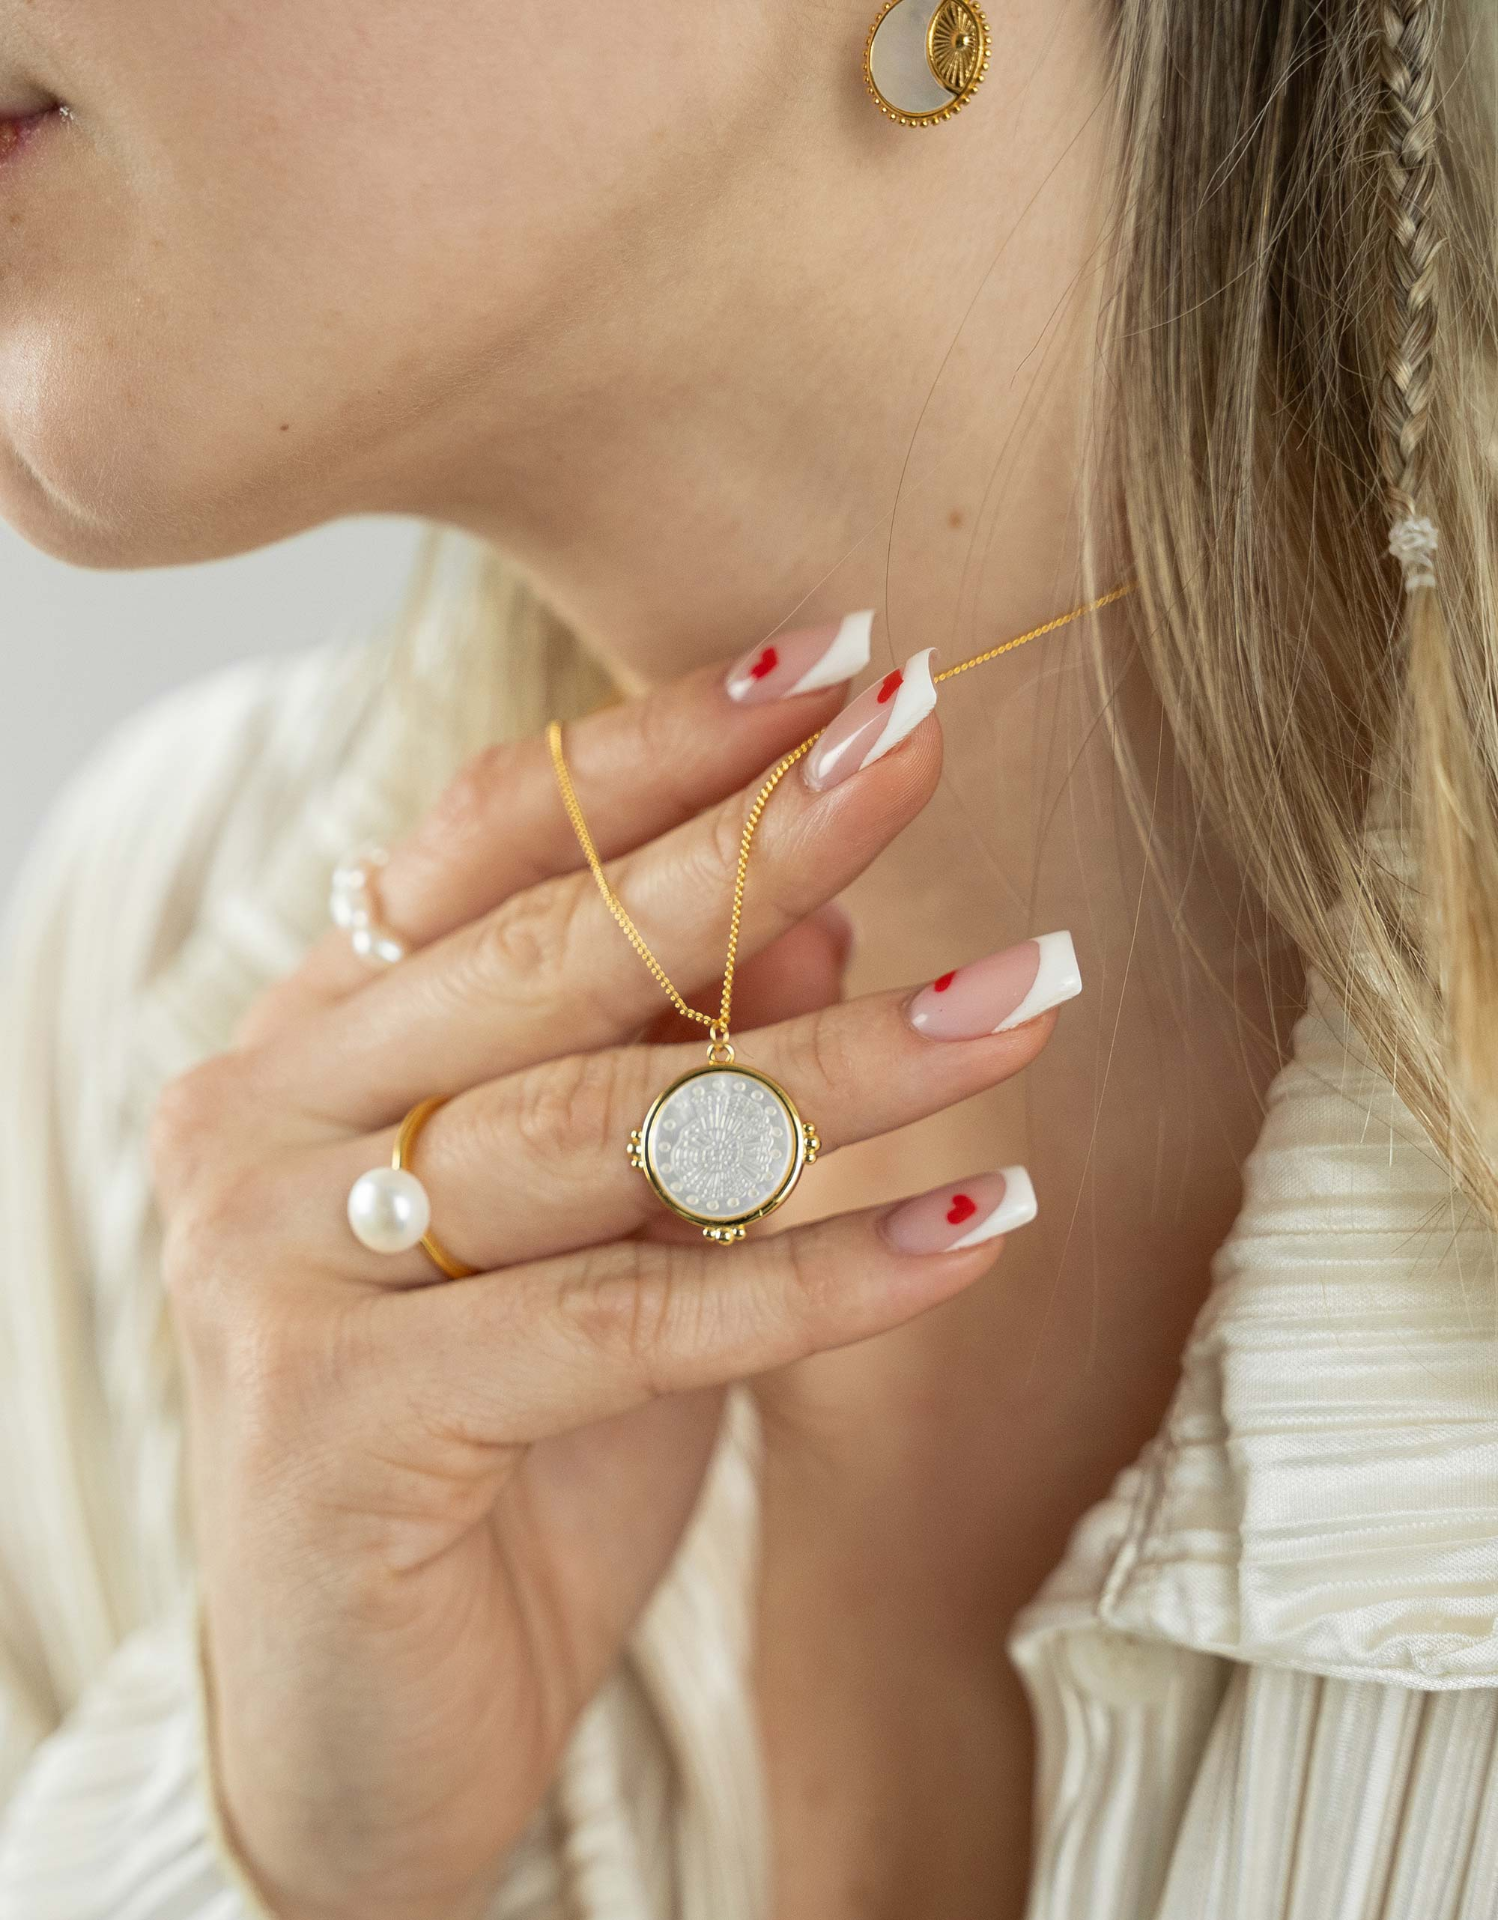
[{"x1": 707, "y1": 1021, "x2": 736, "y2": 1065}]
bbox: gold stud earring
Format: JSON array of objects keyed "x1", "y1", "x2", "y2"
[{"x1": 863, "y1": 0, "x2": 990, "y2": 127}]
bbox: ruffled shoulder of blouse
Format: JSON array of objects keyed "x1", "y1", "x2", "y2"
[{"x1": 1016, "y1": 965, "x2": 1498, "y2": 1689}]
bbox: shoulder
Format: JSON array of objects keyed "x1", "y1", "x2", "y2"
[
  {"x1": 4, "y1": 634, "x2": 383, "y2": 970},
  {"x1": 0, "y1": 631, "x2": 403, "y2": 1687},
  {"x1": 0, "y1": 632, "x2": 394, "y2": 1057},
  {"x1": 0, "y1": 627, "x2": 404, "y2": 1308}
]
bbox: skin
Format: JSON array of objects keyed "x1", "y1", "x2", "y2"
[{"x1": 0, "y1": 4, "x2": 1302, "y2": 1918}]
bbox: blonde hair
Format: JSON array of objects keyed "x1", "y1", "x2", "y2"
[
  {"x1": 1100, "y1": 0, "x2": 1498, "y2": 1210},
  {"x1": 386, "y1": 0, "x2": 1498, "y2": 1211}
]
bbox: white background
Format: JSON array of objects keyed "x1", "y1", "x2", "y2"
[{"x1": 0, "y1": 515, "x2": 427, "y2": 903}]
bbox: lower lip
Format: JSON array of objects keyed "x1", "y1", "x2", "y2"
[{"x1": 0, "y1": 108, "x2": 60, "y2": 170}]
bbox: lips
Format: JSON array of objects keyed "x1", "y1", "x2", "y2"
[
  {"x1": 0, "y1": 106, "x2": 53, "y2": 160},
  {"x1": 0, "y1": 90, "x2": 61, "y2": 168}
]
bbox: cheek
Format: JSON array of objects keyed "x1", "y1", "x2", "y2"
[
  {"x1": 0, "y1": 0, "x2": 752, "y2": 568},
  {"x1": 0, "y1": 97, "x2": 494, "y2": 566}
]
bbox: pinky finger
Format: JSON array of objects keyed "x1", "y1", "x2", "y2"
[{"x1": 387, "y1": 1167, "x2": 1037, "y2": 1449}]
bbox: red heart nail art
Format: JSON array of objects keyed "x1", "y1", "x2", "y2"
[
  {"x1": 932, "y1": 970, "x2": 956, "y2": 993},
  {"x1": 946, "y1": 1193, "x2": 977, "y2": 1226},
  {"x1": 877, "y1": 669, "x2": 903, "y2": 704},
  {"x1": 748, "y1": 646, "x2": 778, "y2": 681}
]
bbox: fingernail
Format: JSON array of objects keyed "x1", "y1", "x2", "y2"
[
  {"x1": 907, "y1": 932, "x2": 1082, "y2": 1040},
  {"x1": 802, "y1": 648, "x2": 938, "y2": 791},
  {"x1": 881, "y1": 1167, "x2": 1037, "y2": 1254},
  {"x1": 725, "y1": 611, "x2": 874, "y2": 704}
]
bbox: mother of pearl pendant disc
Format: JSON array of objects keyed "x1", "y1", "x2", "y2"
[{"x1": 640, "y1": 1064, "x2": 804, "y2": 1227}]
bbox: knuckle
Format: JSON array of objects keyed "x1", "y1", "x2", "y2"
[
  {"x1": 472, "y1": 889, "x2": 552, "y2": 989},
  {"x1": 148, "y1": 1056, "x2": 240, "y2": 1200},
  {"x1": 422, "y1": 741, "x2": 513, "y2": 853},
  {"x1": 705, "y1": 791, "x2": 751, "y2": 884},
  {"x1": 776, "y1": 1228, "x2": 843, "y2": 1349},
  {"x1": 632, "y1": 696, "x2": 700, "y2": 823},
  {"x1": 686, "y1": 789, "x2": 809, "y2": 937},
  {"x1": 509, "y1": 1051, "x2": 624, "y2": 1168},
  {"x1": 470, "y1": 876, "x2": 587, "y2": 994},
  {"x1": 801, "y1": 1007, "x2": 858, "y2": 1105},
  {"x1": 166, "y1": 1238, "x2": 352, "y2": 1453},
  {"x1": 160, "y1": 1153, "x2": 281, "y2": 1316},
  {"x1": 666, "y1": 790, "x2": 752, "y2": 908},
  {"x1": 752, "y1": 811, "x2": 818, "y2": 928},
  {"x1": 213, "y1": 1293, "x2": 299, "y2": 1404},
  {"x1": 216, "y1": 1298, "x2": 340, "y2": 1458},
  {"x1": 556, "y1": 1241, "x2": 695, "y2": 1398}
]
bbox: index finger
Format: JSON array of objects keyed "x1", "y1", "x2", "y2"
[{"x1": 239, "y1": 612, "x2": 874, "y2": 1038}]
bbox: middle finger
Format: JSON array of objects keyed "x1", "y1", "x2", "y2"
[{"x1": 273, "y1": 656, "x2": 944, "y2": 1129}]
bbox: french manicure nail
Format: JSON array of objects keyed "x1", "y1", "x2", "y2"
[
  {"x1": 725, "y1": 611, "x2": 875, "y2": 704},
  {"x1": 907, "y1": 932, "x2": 1082, "y2": 1039},
  {"x1": 802, "y1": 647, "x2": 938, "y2": 791},
  {"x1": 881, "y1": 1167, "x2": 1038, "y2": 1254}
]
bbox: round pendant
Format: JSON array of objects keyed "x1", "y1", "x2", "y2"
[{"x1": 627, "y1": 1062, "x2": 821, "y2": 1243}]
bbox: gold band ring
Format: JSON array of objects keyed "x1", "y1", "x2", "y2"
[{"x1": 393, "y1": 1095, "x2": 477, "y2": 1280}]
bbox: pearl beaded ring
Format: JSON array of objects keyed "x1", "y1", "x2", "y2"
[{"x1": 329, "y1": 841, "x2": 408, "y2": 966}]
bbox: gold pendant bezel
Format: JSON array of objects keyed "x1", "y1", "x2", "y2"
[{"x1": 627, "y1": 1062, "x2": 821, "y2": 1243}]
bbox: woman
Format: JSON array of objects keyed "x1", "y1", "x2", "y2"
[{"x1": 0, "y1": 3, "x2": 1493, "y2": 1917}]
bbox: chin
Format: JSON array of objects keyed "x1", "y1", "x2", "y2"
[
  {"x1": 0, "y1": 402, "x2": 328, "y2": 572},
  {"x1": 0, "y1": 458, "x2": 208, "y2": 570}
]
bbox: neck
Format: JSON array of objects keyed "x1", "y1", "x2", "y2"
[
  {"x1": 398, "y1": 10, "x2": 1111, "y2": 685},
  {"x1": 363, "y1": 21, "x2": 1303, "y2": 1911},
  {"x1": 398, "y1": 0, "x2": 1298, "y2": 1664}
]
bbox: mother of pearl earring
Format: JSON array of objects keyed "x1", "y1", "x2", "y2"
[{"x1": 864, "y1": 0, "x2": 990, "y2": 127}]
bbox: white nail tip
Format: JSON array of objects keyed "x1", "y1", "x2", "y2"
[
  {"x1": 859, "y1": 646, "x2": 938, "y2": 772},
  {"x1": 949, "y1": 1166, "x2": 1037, "y2": 1249},
  {"x1": 788, "y1": 609, "x2": 875, "y2": 695},
  {"x1": 993, "y1": 931, "x2": 1082, "y2": 1033}
]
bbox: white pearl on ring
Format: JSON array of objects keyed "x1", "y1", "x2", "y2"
[{"x1": 347, "y1": 1166, "x2": 432, "y2": 1255}]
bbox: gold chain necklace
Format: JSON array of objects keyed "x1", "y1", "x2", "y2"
[{"x1": 548, "y1": 581, "x2": 1133, "y2": 1243}]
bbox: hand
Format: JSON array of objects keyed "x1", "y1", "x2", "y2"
[{"x1": 150, "y1": 655, "x2": 1057, "y2": 1920}]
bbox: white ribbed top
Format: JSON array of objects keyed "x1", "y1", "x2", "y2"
[{"x1": 0, "y1": 632, "x2": 1494, "y2": 1919}]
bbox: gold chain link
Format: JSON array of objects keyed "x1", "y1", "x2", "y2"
[{"x1": 547, "y1": 581, "x2": 1134, "y2": 1043}]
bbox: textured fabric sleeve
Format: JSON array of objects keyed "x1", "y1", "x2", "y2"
[
  {"x1": 0, "y1": 642, "x2": 742, "y2": 1920},
  {"x1": 0, "y1": 1589, "x2": 571, "y2": 1920},
  {"x1": 0, "y1": 1596, "x2": 267, "y2": 1919},
  {"x1": 0, "y1": 654, "x2": 574, "y2": 1918},
  {"x1": 0, "y1": 671, "x2": 272, "y2": 1915},
  {"x1": 1152, "y1": 1663, "x2": 1498, "y2": 1920},
  {"x1": 1011, "y1": 1425, "x2": 1498, "y2": 1920}
]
